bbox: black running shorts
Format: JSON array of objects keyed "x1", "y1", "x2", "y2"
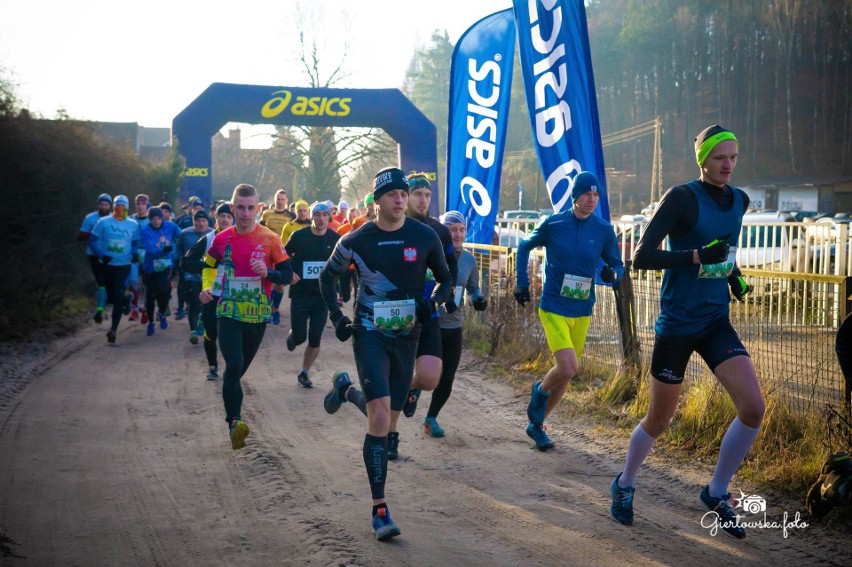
[{"x1": 650, "y1": 317, "x2": 749, "y2": 384}]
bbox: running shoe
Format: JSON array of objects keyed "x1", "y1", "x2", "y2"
[
  {"x1": 610, "y1": 472, "x2": 635, "y2": 526},
  {"x1": 146, "y1": 323, "x2": 155, "y2": 336},
  {"x1": 271, "y1": 309, "x2": 281, "y2": 325},
  {"x1": 140, "y1": 308, "x2": 149, "y2": 325},
  {"x1": 698, "y1": 485, "x2": 745, "y2": 539},
  {"x1": 402, "y1": 389, "x2": 421, "y2": 418},
  {"x1": 527, "y1": 380, "x2": 548, "y2": 428},
  {"x1": 387, "y1": 432, "x2": 400, "y2": 461},
  {"x1": 175, "y1": 308, "x2": 186, "y2": 320},
  {"x1": 371, "y1": 506, "x2": 401, "y2": 541},
  {"x1": 106, "y1": 329, "x2": 116, "y2": 344},
  {"x1": 190, "y1": 331, "x2": 199, "y2": 345},
  {"x1": 207, "y1": 366, "x2": 219, "y2": 381},
  {"x1": 93, "y1": 309, "x2": 103, "y2": 324},
  {"x1": 286, "y1": 331, "x2": 296, "y2": 352},
  {"x1": 229, "y1": 419, "x2": 249, "y2": 450},
  {"x1": 324, "y1": 371, "x2": 352, "y2": 414},
  {"x1": 297, "y1": 370, "x2": 313, "y2": 388},
  {"x1": 526, "y1": 421, "x2": 554, "y2": 451},
  {"x1": 160, "y1": 316, "x2": 168, "y2": 330},
  {"x1": 423, "y1": 416, "x2": 445, "y2": 438}
]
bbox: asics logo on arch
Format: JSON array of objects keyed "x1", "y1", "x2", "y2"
[{"x1": 261, "y1": 90, "x2": 352, "y2": 118}]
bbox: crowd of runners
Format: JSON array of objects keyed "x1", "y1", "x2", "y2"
[{"x1": 78, "y1": 126, "x2": 852, "y2": 542}]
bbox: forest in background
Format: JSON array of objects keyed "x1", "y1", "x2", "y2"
[{"x1": 400, "y1": 0, "x2": 852, "y2": 213}]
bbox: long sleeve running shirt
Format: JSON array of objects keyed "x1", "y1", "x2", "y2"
[
  {"x1": 516, "y1": 210, "x2": 623, "y2": 317},
  {"x1": 319, "y1": 217, "x2": 452, "y2": 337}
]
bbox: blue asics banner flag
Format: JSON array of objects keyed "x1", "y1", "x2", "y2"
[
  {"x1": 512, "y1": 0, "x2": 609, "y2": 219},
  {"x1": 445, "y1": 9, "x2": 516, "y2": 245}
]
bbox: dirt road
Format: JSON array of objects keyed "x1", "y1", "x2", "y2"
[{"x1": 0, "y1": 313, "x2": 847, "y2": 566}]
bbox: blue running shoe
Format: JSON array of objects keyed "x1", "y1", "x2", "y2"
[
  {"x1": 610, "y1": 472, "x2": 635, "y2": 526},
  {"x1": 160, "y1": 316, "x2": 168, "y2": 330},
  {"x1": 175, "y1": 308, "x2": 186, "y2": 321},
  {"x1": 698, "y1": 485, "x2": 745, "y2": 539},
  {"x1": 526, "y1": 422, "x2": 554, "y2": 451},
  {"x1": 527, "y1": 380, "x2": 549, "y2": 428},
  {"x1": 387, "y1": 432, "x2": 400, "y2": 461},
  {"x1": 423, "y1": 416, "x2": 445, "y2": 438},
  {"x1": 229, "y1": 419, "x2": 249, "y2": 450},
  {"x1": 371, "y1": 506, "x2": 401, "y2": 541},
  {"x1": 324, "y1": 371, "x2": 352, "y2": 414},
  {"x1": 207, "y1": 366, "x2": 219, "y2": 381},
  {"x1": 271, "y1": 309, "x2": 281, "y2": 325},
  {"x1": 146, "y1": 323, "x2": 155, "y2": 336}
]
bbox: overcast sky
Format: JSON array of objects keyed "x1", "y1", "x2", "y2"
[{"x1": 0, "y1": 0, "x2": 511, "y2": 133}]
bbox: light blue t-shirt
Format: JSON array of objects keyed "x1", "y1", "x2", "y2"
[
  {"x1": 89, "y1": 216, "x2": 140, "y2": 266},
  {"x1": 80, "y1": 210, "x2": 107, "y2": 256}
]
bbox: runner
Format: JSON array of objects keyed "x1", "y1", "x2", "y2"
[
  {"x1": 269, "y1": 197, "x2": 310, "y2": 325},
  {"x1": 282, "y1": 201, "x2": 341, "y2": 388},
  {"x1": 128, "y1": 194, "x2": 150, "y2": 322},
  {"x1": 608, "y1": 125, "x2": 763, "y2": 539},
  {"x1": 139, "y1": 207, "x2": 182, "y2": 336},
  {"x1": 200, "y1": 184, "x2": 293, "y2": 450},
  {"x1": 176, "y1": 209, "x2": 213, "y2": 344},
  {"x1": 422, "y1": 210, "x2": 487, "y2": 438},
  {"x1": 183, "y1": 202, "x2": 234, "y2": 380},
  {"x1": 88, "y1": 195, "x2": 140, "y2": 344},
  {"x1": 514, "y1": 171, "x2": 623, "y2": 451},
  {"x1": 385, "y1": 173, "x2": 459, "y2": 460},
  {"x1": 78, "y1": 193, "x2": 112, "y2": 323},
  {"x1": 333, "y1": 200, "x2": 348, "y2": 225},
  {"x1": 319, "y1": 166, "x2": 452, "y2": 540},
  {"x1": 176, "y1": 196, "x2": 206, "y2": 319}
]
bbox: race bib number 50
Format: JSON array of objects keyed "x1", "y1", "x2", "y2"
[{"x1": 373, "y1": 299, "x2": 416, "y2": 331}]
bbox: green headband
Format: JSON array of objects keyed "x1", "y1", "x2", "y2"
[{"x1": 696, "y1": 131, "x2": 738, "y2": 166}]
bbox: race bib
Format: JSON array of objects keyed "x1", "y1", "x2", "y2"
[
  {"x1": 373, "y1": 299, "x2": 416, "y2": 331},
  {"x1": 698, "y1": 246, "x2": 737, "y2": 279},
  {"x1": 560, "y1": 273, "x2": 592, "y2": 300},
  {"x1": 227, "y1": 276, "x2": 262, "y2": 298},
  {"x1": 302, "y1": 261, "x2": 324, "y2": 280},
  {"x1": 153, "y1": 258, "x2": 172, "y2": 272},
  {"x1": 107, "y1": 239, "x2": 126, "y2": 254}
]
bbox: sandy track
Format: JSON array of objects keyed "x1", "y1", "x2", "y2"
[{"x1": 0, "y1": 310, "x2": 847, "y2": 566}]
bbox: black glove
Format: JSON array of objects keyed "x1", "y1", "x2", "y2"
[
  {"x1": 513, "y1": 286, "x2": 530, "y2": 307},
  {"x1": 99, "y1": 255, "x2": 112, "y2": 264},
  {"x1": 728, "y1": 275, "x2": 752, "y2": 302},
  {"x1": 444, "y1": 298, "x2": 458, "y2": 314},
  {"x1": 330, "y1": 311, "x2": 353, "y2": 342},
  {"x1": 472, "y1": 296, "x2": 488, "y2": 311},
  {"x1": 600, "y1": 266, "x2": 615, "y2": 283},
  {"x1": 162, "y1": 245, "x2": 173, "y2": 254},
  {"x1": 131, "y1": 253, "x2": 139, "y2": 263},
  {"x1": 698, "y1": 240, "x2": 730, "y2": 264},
  {"x1": 416, "y1": 299, "x2": 437, "y2": 324}
]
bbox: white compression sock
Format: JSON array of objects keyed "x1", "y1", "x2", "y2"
[
  {"x1": 619, "y1": 423, "x2": 656, "y2": 488},
  {"x1": 708, "y1": 417, "x2": 760, "y2": 498}
]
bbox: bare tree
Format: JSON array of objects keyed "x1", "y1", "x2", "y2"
[{"x1": 271, "y1": 2, "x2": 396, "y2": 204}]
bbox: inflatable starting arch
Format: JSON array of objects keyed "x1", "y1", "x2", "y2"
[{"x1": 172, "y1": 82, "x2": 438, "y2": 215}]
